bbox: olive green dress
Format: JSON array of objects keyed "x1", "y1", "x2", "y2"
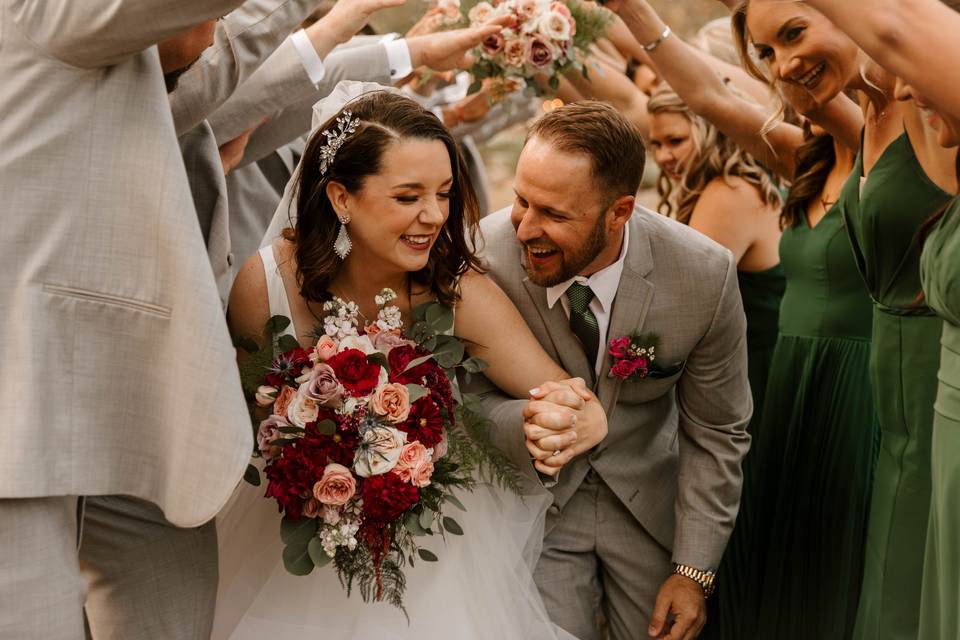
[
  {"x1": 840, "y1": 133, "x2": 952, "y2": 640},
  {"x1": 737, "y1": 265, "x2": 786, "y2": 427},
  {"x1": 918, "y1": 200, "x2": 960, "y2": 639},
  {"x1": 707, "y1": 204, "x2": 877, "y2": 639}
]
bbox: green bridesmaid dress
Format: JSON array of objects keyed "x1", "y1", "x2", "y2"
[
  {"x1": 737, "y1": 265, "x2": 786, "y2": 427},
  {"x1": 708, "y1": 203, "x2": 877, "y2": 639},
  {"x1": 918, "y1": 199, "x2": 960, "y2": 640},
  {"x1": 840, "y1": 133, "x2": 952, "y2": 640}
]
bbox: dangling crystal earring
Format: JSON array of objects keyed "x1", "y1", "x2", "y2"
[{"x1": 334, "y1": 216, "x2": 352, "y2": 259}]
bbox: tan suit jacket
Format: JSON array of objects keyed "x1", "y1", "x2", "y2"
[
  {"x1": 473, "y1": 207, "x2": 752, "y2": 571},
  {"x1": 0, "y1": 0, "x2": 253, "y2": 527}
]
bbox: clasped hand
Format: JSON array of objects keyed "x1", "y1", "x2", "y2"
[{"x1": 522, "y1": 378, "x2": 608, "y2": 476}]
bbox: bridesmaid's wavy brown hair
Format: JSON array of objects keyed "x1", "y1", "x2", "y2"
[{"x1": 283, "y1": 92, "x2": 483, "y2": 307}]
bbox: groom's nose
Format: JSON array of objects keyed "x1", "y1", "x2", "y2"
[{"x1": 514, "y1": 209, "x2": 543, "y2": 244}]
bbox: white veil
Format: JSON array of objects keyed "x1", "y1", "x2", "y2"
[{"x1": 259, "y1": 81, "x2": 401, "y2": 249}]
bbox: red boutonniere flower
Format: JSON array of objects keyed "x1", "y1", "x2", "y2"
[{"x1": 607, "y1": 333, "x2": 659, "y2": 381}]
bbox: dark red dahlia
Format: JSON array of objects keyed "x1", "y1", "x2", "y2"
[
  {"x1": 397, "y1": 397, "x2": 445, "y2": 448},
  {"x1": 326, "y1": 348, "x2": 381, "y2": 396},
  {"x1": 360, "y1": 472, "x2": 419, "y2": 523}
]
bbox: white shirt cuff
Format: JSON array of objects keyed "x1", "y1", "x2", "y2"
[
  {"x1": 382, "y1": 38, "x2": 413, "y2": 81},
  {"x1": 290, "y1": 29, "x2": 326, "y2": 85}
]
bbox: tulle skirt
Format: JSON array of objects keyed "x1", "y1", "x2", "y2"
[{"x1": 213, "y1": 473, "x2": 576, "y2": 639}]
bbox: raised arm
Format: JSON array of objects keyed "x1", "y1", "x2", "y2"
[
  {"x1": 803, "y1": 0, "x2": 960, "y2": 119},
  {"x1": 607, "y1": 0, "x2": 805, "y2": 179},
  {"x1": 8, "y1": 0, "x2": 243, "y2": 68},
  {"x1": 565, "y1": 55, "x2": 652, "y2": 138}
]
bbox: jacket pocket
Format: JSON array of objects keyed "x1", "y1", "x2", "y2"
[{"x1": 43, "y1": 284, "x2": 171, "y2": 318}]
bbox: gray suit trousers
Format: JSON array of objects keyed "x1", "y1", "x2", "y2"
[
  {"x1": 536, "y1": 471, "x2": 673, "y2": 640},
  {"x1": 80, "y1": 496, "x2": 219, "y2": 640}
]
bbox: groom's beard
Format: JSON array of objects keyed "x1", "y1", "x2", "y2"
[{"x1": 522, "y1": 215, "x2": 607, "y2": 288}]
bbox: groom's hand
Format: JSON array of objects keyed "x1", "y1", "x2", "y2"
[
  {"x1": 649, "y1": 575, "x2": 707, "y2": 640},
  {"x1": 523, "y1": 379, "x2": 608, "y2": 476}
]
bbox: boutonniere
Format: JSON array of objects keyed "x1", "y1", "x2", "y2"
[{"x1": 607, "y1": 333, "x2": 660, "y2": 381}]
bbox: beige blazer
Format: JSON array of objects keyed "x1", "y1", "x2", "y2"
[
  {"x1": 0, "y1": 0, "x2": 253, "y2": 527},
  {"x1": 472, "y1": 207, "x2": 753, "y2": 571}
]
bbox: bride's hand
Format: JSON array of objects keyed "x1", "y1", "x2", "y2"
[{"x1": 523, "y1": 380, "x2": 608, "y2": 476}]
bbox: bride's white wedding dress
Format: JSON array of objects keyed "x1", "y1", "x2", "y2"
[{"x1": 212, "y1": 245, "x2": 576, "y2": 640}]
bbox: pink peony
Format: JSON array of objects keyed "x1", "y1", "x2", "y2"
[
  {"x1": 313, "y1": 463, "x2": 357, "y2": 506},
  {"x1": 395, "y1": 442, "x2": 435, "y2": 487},
  {"x1": 369, "y1": 383, "x2": 411, "y2": 423},
  {"x1": 272, "y1": 386, "x2": 297, "y2": 422}
]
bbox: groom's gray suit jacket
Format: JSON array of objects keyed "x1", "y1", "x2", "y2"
[{"x1": 473, "y1": 206, "x2": 752, "y2": 571}]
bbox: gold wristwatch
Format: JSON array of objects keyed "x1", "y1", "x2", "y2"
[{"x1": 673, "y1": 563, "x2": 716, "y2": 598}]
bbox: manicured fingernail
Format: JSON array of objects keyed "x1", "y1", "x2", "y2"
[{"x1": 529, "y1": 388, "x2": 540, "y2": 396}]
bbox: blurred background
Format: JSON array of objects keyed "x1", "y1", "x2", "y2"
[{"x1": 370, "y1": 0, "x2": 728, "y2": 212}]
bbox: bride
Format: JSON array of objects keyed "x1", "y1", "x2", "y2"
[{"x1": 216, "y1": 85, "x2": 603, "y2": 639}]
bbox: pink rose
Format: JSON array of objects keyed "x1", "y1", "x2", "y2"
[
  {"x1": 549, "y1": 2, "x2": 576, "y2": 34},
  {"x1": 313, "y1": 463, "x2": 357, "y2": 506},
  {"x1": 608, "y1": 336, "x2": 631, "y2": 358},
  {"x1": 372, "y1": 331, "x2": 414, "y2": 354},
  {"x1": 302, "y1": 498, "x2": 321, "y2": 519},
  {"x1": 525, "y1": 36, "x2": 554, "y2": 69},
  {"x1": 273, "y1": 385, "x2": 296, "y2": 419},
  {"x1": 395, "y1": 442, "x2": 434, "y2": 487},
  {"x1": 482, "y1": 32, "x2": 505, "y2": 57},
  {"x1": 503, "y1": 38, "x2": 526, "y2": 68},
  {"x1": 257, "y1": 414, "x2": 290, "y2": 460},
  {"x1": 369, "y1": 383, "x2": 411, "y2": 423},
  {"x1": 313, "y1": 335, "x2": 338, "y2": 362},
  {"x1": 516, "y1": 0, "x2": 539, "y2": 20},
  {"x1": 305, "y1": 363, "x2": 344, "y2": 407}
]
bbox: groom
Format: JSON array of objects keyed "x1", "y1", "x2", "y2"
[{"x1": 474, "y1": 102, "x2": 752, "y2": 640}]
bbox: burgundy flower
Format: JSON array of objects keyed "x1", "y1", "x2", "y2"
[
  {"x1": 361, "y1": 472, "x2": 420, "y2": 523},
  {"x1": 326, "y1": 348, "x2": 381, "y2": 396},
  {"x1": 608, "y1": 336, "x2": 631, "y2": 359},
  {"x1": 397, "y1": 397, "x2": 445, "y2": 449}
]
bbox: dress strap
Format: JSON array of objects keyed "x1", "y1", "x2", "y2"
[{"x1": 258, "y1": 245, "x2": 298, "y2": 340}]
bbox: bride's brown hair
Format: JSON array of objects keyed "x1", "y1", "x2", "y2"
[{"x1": 284, "y1": 91, "x2": 483, "y2": 307}]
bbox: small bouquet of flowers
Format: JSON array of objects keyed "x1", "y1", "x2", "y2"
[
  {"x1": 236, "y1": 290, "x2": 517, "y2": 612},
  {"x1": 457, "y1": 0, "x2": 612, "y2": 95},
  {"x1": 607, "y1": 333, "x2": 658, "y2": 381}
]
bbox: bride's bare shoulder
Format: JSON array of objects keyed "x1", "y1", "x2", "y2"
[{"x1": 228, "y1": 248, "x2": 271, "y2": 342}]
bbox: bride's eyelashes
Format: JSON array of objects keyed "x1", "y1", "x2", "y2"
[{"x1": 392, "y1": 191, "x2": 453, "y2": 205}]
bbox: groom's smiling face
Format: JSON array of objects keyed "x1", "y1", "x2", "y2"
[{"x1": 511, "y1": 136, "x2": 614, "y2": 287}]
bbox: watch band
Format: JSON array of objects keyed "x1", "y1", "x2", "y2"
[{"x1": 673, "y1": 563, "x2": 716, "y2": 598}]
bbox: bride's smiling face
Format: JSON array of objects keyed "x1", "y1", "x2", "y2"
[{"x1": 329, "y1": 138, "x2": 453, "y2": 276}]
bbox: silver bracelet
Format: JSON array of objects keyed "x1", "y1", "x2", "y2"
[{"x1": 643, "y1": 25, "x2": 672, "y2": 52}]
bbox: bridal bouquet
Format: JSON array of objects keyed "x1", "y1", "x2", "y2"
[
  {"x1": 457, "y1": 0, "x2": 612, "y2": 95},
  {"x1": 237, "y1": 290, "x2": 517, "y2": 612}
]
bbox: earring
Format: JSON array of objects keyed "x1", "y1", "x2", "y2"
[{"x1": 334, "y1": 217, "x2": 352, "y2": 259}]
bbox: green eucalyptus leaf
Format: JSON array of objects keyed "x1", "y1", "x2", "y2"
[
  {"x1": 549, "y1": 75, "x2": 560, "y2": 91},
  {"x1": 445, "y1": 493, "x2": 467, "y2": 512},
  {"x1": 425, "y1": 304, "x2": 454, "y2": 332},
  {"x1": 405, "y1": 384, "x2": 429, "y2": 404},
  {"x1": 315, "y1": 419, "x2": 337, "y2": 436},
  {"x1": 418, "y1": 548, "x2": 439, "y2": 562},
  {"x1": 280, "y1": 516, "x2": 318, "y2": 547},
  {"x1": 403, "y1": 354, "x2": 435, "y2": 373},
  {"x1": 442, "y1": 516, "x2": 464, "y2": 535},
  {"x1": 269, "y1": 437, "x2": 298, "y2": 447},
  {"x1": 277, "y1": 426, "x2": 305, "y2": 435},
  {"x1": 276, "y1": 334, "x2": 300, "y2": 355},
  {"x1": 282, "y1": 543, "x2": 315, "y2": 575},
  {"x1": 461, "y1": 357, "x2": 488, "y2": 373},
  {"x1": 307, "y1": 537, "x2": 333, "y2": 568},
  {"x1": 405, "y1": 511, "x2": 428, "y2": 536},
  {"x1": 265, "y1": 315, "x2": 291, "y2": 335},
  {"x1": 367, "y1": 351, "x2": 389, "y2": 370},
  {"x1": 433, "y1": 337, "x2": 465, "y2": 369},
  {"x1": 243, "y1": 464, "x2": 261, "y2": 487},
  {"x1": 233, "y1": 336, "x2": 260, "y2": 354},
  {"x1": 419, "y1": 508, "x2": 435, "y2": 531},
  {"x1": 467, "y1": 79, "x2": 483, "y2": 95}
]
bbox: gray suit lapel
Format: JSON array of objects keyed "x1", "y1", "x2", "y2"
[
  {"x1": 597, "y1": 215, "x2": 656, "y2": 417},
  {"x1": 520, "y1": 277, "x2": 595, "y2": 384}
]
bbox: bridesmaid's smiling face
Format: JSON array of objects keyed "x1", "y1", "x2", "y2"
[
  {"x1": 328, "y1": 138, "x2": 452, "y2": 277},
  {"x1": 649, "y1": 112, "x2": 696, "y2": 182},
  {"x1": 745, "y1": 0, "x2": 859, "y2": 106}
]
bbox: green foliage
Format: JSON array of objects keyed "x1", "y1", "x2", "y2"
[
  {"x1": 568, "y1": 1, "x2": 614, "y2": 51},
  {"x1": 243, "y1": 464, "x2": 262, "y2": 487}
]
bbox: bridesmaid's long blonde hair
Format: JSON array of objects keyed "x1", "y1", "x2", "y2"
[{"x1": 647, "y1": 86, "x2": 782, "y2": 225}]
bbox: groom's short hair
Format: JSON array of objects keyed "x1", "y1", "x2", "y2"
[{"x1": 526, "y1": 100, "x2": 646, "y2": 200}]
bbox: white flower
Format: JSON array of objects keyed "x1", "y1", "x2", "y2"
[
  {"x1": 468, "y1": 1, "x2": 495, "y2": 23},
  {"x1": 338, "y1": 334, "x2": 376, "y2": 355},
  {"x1": 353, "y1": 426, "x2": 407, "y2": 477},
  {"x1": 538, "y1": 10, "x2": 571, "y2": 41},
  {"x1": 375, "y1": 305, "x2": 403, "y2": 333},
  {"x1": 322, "y1": 505, "x2": 341, "y2": 526},
  {"x1": 287, "y1": 388, "x2": 320, "y2": 428},
  {"x1": 255, "y1": 385, "x2": 278, "y2": 407}
]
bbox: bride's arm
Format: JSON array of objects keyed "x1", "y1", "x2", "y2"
[{"x1": 455, "y1": 270, "x2": 608, "y2": 477}]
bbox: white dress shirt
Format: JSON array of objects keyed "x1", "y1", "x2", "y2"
[
  {"x1": 545, "y1": 224, "x2": 630, "y2": 377},
  {"x1": 290, "y1": 30, "x2": 413, "y2": 85}
]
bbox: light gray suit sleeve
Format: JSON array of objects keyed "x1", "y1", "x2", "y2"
[
  {"x1": 7, "y1": 0, "x2": 245, "y2": 68},
  {"x1": 672, "y1": 252, "x2": 752, "y2": 571},
  {"x1": 228, "y1": 43, "x2": 392, "y2": 166},
  {"x1": 169, "y1": 0, "x2": 323, "y2": 136}
]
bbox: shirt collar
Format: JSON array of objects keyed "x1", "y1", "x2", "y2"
[{"x1": 545, "y1": 224, "x2": 630, "y2": 313}]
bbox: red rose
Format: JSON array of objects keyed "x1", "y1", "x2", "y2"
[
  {"x1": 361, "y1": 472, "x2": 420, "y2": 523},
  {"x1": 397, "y1": 397, "x2": 445, "y2": 449},
  {"x1": 387, "y1": 345, "x2": 435, "y2": 383},
  {"x1": 609, "y1": 359, "x2": 636, "y2": 380},
  {"x1": 326, "y1": 348, "x2": 381, "y2": 396}
]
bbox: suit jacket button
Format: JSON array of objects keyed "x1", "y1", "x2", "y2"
[{"x1": 548, "y1": 505, "x2": 560, "y2": 515}]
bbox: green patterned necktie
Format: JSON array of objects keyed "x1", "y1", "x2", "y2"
[{"x1": 566, "y1": 282, "x2": 600, "y2": 373}]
